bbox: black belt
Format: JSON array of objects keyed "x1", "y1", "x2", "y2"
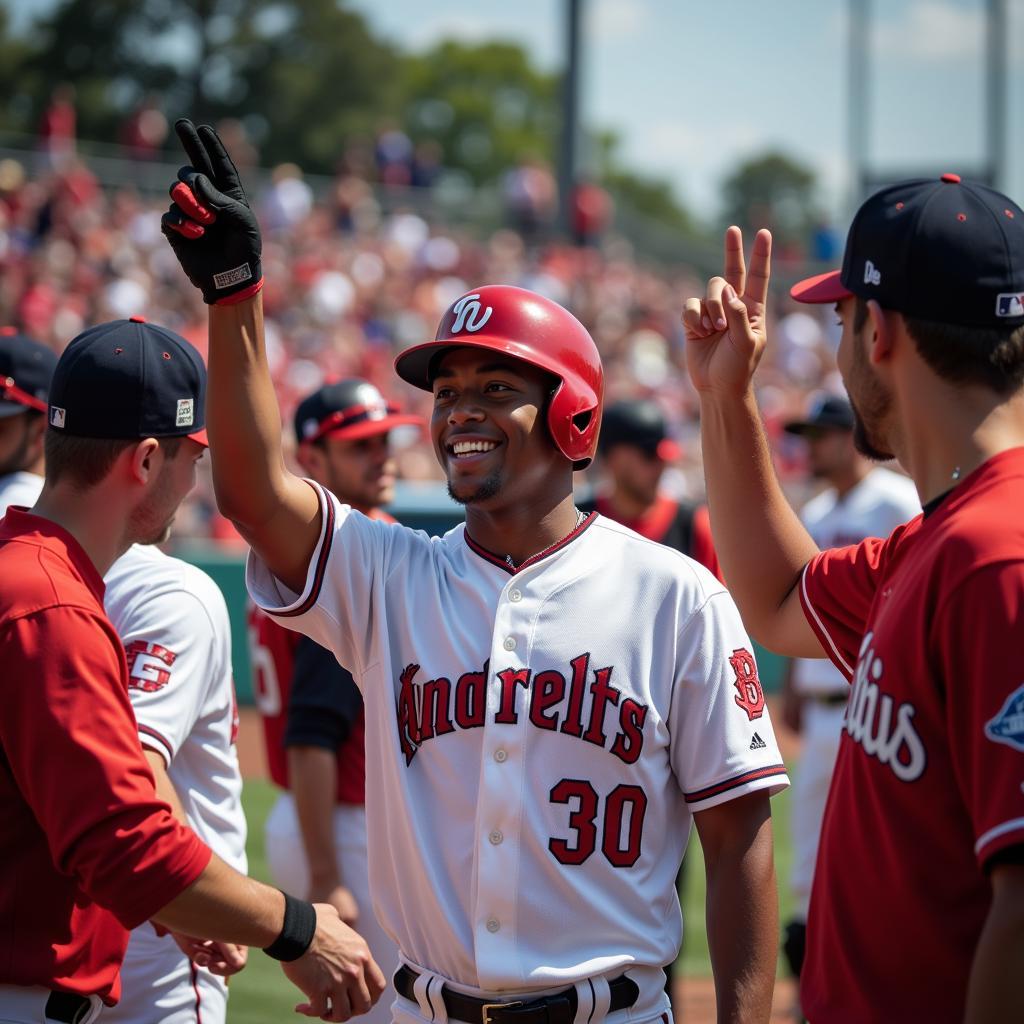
[
  {"x1": 394, "y1": 966, "x2": 638, "y2": 1024},
  {"x1": 44, "y1": 991, "x2": 92, "y2": 1024}
]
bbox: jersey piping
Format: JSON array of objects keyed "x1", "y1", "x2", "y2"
[
  {"x1": 975, "y1": 817, "x2": 1024, "y2": 858},
  {"x1": 275, "y1": 480, "x2": 336, "y2": 618},
  {"x1": 137, "y1": 723, "x2": 175, "y2": 766},
  {"x1": 464, "y1": 511, "x2": 599, "y2": 575},
  {"x1": 799, "y1": 561, "x2": 854, "y2": 678},
  {"x1": 683, "y1": 763, "x2": 788, "y2": 804}
]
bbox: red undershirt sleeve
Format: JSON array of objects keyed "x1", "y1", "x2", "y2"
[{"x1": 0, "y1": 605, "x2": 212, "y2": 928}]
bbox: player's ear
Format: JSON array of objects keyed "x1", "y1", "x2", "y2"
[
  {"x1": 128, "y1": 437, "x2": 163, "y2": 484},
  {"x1": 865, "y1": 299, "x2": 895, "y2": 366}
]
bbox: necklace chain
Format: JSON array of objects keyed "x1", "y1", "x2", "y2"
[{"x1": 503, "y1": 508, "x2": 586, "y2": 569}]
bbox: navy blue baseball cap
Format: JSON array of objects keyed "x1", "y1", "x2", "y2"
[
  {"x1": 783, "y1": 394, "x2": 855, "y2": 435},
  {"x1": 0, "y1": 326, "x2": 58, "y2": 418},
  {"x1": 48, "y1": 317, "x2": 208, "y2": 443},
  {"x1": 791, "y1": 174, "x2": 1024, "y2": 327},
  {"x1": 294, "y1": 378, "x2": 422, "y2": 445}
]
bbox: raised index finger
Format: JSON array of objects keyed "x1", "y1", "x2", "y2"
[
  {"x1": 743, "y1": 228, "x2": 773, "y2": 308},
  {"x1": 723, "y1": 225, "x2": 746, "y2": 295},
  {"x1": 174, "y1": 118, "x2": 216, "y2": 180},
  {"x1": 197, "y1": 124, "x2": 243, "y2": 195}
]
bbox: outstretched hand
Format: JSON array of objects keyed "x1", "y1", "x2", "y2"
[
  {"x1": 682, "y1": 226, "x2": 772, "y2": 398},
  {"x1": 160, "y1": 118, "x2": 264, "y2": 305}
]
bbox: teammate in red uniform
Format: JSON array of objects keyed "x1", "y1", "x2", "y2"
[
  {"x1": 684, "y1": 175, "x2": 1024, "y2": 1022},
  {"x1": 252, "y1": 378, "x2": 417, "y2": 1024},
  {"x1": 0, "y1": 318, "x2": 384, "y2": 1022},
  {"x1": 581, "y1": 398, "x2": 719, "y2": 577}
]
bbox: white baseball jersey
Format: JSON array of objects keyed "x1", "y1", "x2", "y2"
[
  {"x1": 0, "y1": 470, "x2": 43, "y2": 516},
  {"x1": 247, "y1": 482, "x2": 788, "y2": 1012},
  {"x1": 102, "y1": 544, "x2": 246, "y2": 1024},
  {"x1": 793, "y1": 468, "x2": 919, "y2": 695}
]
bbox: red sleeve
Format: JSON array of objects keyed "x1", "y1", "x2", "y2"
[
  {"x1": 1, "y1": 607, "x2": 212, "y2": 928},
  {"x1": 798, "y1": 534, "x2": 894, "y2": 681},
  {"x1": 934, "y1": 562, "x2": 1024, "y2": 868},
  {"x1": 690, "y1": 505, "x2": 723, "y2": 582}
]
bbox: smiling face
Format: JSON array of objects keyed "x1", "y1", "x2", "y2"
[{"x1": 430, "y1": 347, "x2": 567, "y2": 509}]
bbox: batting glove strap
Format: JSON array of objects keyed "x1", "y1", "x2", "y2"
[
  {"x1": 161, "y1": 120, "x2": 264, "y2": 305},
  {"x1": 263, "y1": 891, "x2": 317, "y2": 962}
]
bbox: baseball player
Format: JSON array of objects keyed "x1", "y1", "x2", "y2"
[
  {"x1": 162, "y1": 119, "x2": 790, "y2": 1024},
  {"x1": 683, "y1": 175, "x2": 1024, "y2": 1022},
  {"x1": 0, "y1": 317, "x2": 384, "y2": 1023},
  {"x1": 581, "y1": 397, "x2": 719, "y2": 577},
  {"x1": 776, "y1": 394, "x2": 919, "y2": 984},
  {"x1": 101, "y1": 538, "x2": 248, "y2": 1024},
  {"x1": 253, "y1": 378, "x2": 416, "y2": 1024},
  {"x1": 0, "y1": 327, "x2": 57, "y2": 513}
]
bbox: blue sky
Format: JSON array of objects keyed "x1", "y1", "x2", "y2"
[{"x1": 8, "y1": 0, "x2": 1023, "y2": 228}]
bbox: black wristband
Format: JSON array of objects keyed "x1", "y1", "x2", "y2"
[{"x1": 263, "y1": 892, "x2": 317, "y2": 962}]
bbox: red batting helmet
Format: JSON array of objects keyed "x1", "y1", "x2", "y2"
[{"x1": 394, "y1": 285, "x2": 604, "y2": 468}]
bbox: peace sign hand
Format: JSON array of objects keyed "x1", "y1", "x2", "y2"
[
  {"x1": 161, "y1": 118, "x2": 264, "y2": 306},
  {"x1": 682, "y1": 226, "x2": 772, "y2": 398}
]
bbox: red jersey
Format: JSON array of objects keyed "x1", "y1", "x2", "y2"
[
  {"x1": 0, "y1": 508, "x2": 211, "y2": 1004},
  {"x1": 249, "y1": 606, "x2": 366, "y2": 798},
  {"x1": 798, "y1": 448, "x2": 1024, "y2": 1023}
]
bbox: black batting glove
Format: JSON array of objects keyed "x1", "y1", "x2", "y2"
[{"x1": 161, "y1": 119, "x2": 263, "y2": 305}]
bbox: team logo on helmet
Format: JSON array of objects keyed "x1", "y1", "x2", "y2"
[
  {"x1": 449, "y1": 293, "x2": 493, "y2": 334},
  {"x1": 985, "y1": 682, "x2": 1024, "y2": 752}
]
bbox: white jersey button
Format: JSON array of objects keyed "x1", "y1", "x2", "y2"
[
  {"x1": 494, "y1": 749, "x2": 508, "y2": 763},
  {"x1": 489, "y1": 829, "x2": 503, "y2": 845},
  {"x1": 503, "y1": 637, "x2": 516, "y2": 651},
  {"x1": 509, "y1": 589, "x2": 522, "y2": 602},
  {"x1": 486, "y1": 918, "x2": 500, "y2": 933}
]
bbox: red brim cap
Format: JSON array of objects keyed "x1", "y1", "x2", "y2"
[
  {"x1": 790, "y1": 270, "x2": 853, "y2": 304},
  {"x1": 317, "y1": 413, "x2": 424, "y2": 443},
  {"x1": 188, "y1": 428, "x2": 209, "y2": 448},
  {"x1": 656, "y1": 438, "x2": 681, "y2": 462}
]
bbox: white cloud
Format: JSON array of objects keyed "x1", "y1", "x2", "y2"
[
  {"x1": 873, "y1": 0, "x2": 985, "y2": 62},
  {"x1": 590, "y1": 0, "x2": 649, "y2": 40}
]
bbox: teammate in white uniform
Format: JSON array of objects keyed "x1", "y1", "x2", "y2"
[
  {"x1": 0, "y1": 328, "x2": 56, "y2": 515},
  {"x1": 162, "y1": 119, "x2": 790, "y2": 1024},
  {"x1": 102, "y1": 539, "x2": 248, "y2": 1024},
  {"x1": 778, "y1": 394, "x2": 919, "y2": 982}
]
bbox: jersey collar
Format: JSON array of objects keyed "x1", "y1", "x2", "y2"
[{"x1": 464, "y1": 511, "x2": 599, "y2": 575}]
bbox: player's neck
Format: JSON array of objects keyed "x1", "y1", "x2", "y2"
[
  {"x1": 31, "y1": 483, "x2": 133, "y2": 577},
  {"x1": 829, "y1": 462, "x2": 871, "y2": 498},
  {"x1": 605, "y1": 485, "x2": 658, "y2": 522},
  {"x1": 896, "y1": 379, "x2": 1024, "y2": 503},
  {"x1": 465, "y1": 492, "x2": 581, "y2": 567}
]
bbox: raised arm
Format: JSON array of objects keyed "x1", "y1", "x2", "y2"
[
  {"x1": 161, "y1": 119, "x2": 319, "y2": 593},
  {"x1": 682, "y1": 227, "x2": 822, "y2": 656}
]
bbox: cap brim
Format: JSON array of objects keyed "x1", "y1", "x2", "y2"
[
  {"x1": 790, "y1": 270, "x2": 852, "y2": 304},
  {"x1": 188, "y1": 428, "x2": 209, "y2": 448},
  {"x1": 656, "y1": 438, "x2": 681, "y2": 462},
  {"x1": 317, "y1": 414, "x2": 424, "y2": 443}
]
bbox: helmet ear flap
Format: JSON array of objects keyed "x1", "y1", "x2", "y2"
[{"x1": 547, "y1": 379, "x2": 600, "y2": 468}]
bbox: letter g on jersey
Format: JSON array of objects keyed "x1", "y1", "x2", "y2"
[{"x1": 449, "y1": 293, "x2": 493, "y2": 334}]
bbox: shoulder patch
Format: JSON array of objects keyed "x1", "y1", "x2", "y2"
[
  {"x1": 985, "y1": 683, "x2": 1024, "y2": 752},
  {"x1": 125, "y1": 639, "x2": 178, "y2": 692}
]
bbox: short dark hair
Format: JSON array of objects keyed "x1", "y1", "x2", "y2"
[
  {"x1": 44, "y1": 434, "x2": 183, "y2": 489},
  {"x1": 855, "y1": 297, "x2": 1024, "y2": 394}
]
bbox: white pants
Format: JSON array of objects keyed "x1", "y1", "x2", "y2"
[
  {"x1": 790, "y1": 699, "x2": 847, "y2": 919},
  {"x1": 265, "y1": 793, "x2": 399, "y2": 1024},
  {"x1": 100, "y1": 926, "x2": 227, "y2": 1024},
  {"x1": 0, "y1": 986, "x2": 102, "y2": 1024}
]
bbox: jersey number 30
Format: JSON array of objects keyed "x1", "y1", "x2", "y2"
[{"x1": 548, "y1": 780, "x2": 647, "y2": 867}]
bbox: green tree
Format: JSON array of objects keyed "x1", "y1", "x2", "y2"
[
  {"x1": 14, "y1": 0, "x2": 398, "y2": 171},
  {"x1": 721, "y1": 151, "x2": 819, "y2": 247},
  {"x1": 399, "y1": 39, "x2": 560, "y2": 186}
]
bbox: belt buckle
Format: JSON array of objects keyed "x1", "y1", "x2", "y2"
[{"x1": 481, "y1": 1000, "x2": 522, "y2": 1024}]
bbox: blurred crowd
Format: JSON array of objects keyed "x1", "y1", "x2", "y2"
[{"x1": 0, "y1": 133, "x2": 844, "y2": 544}]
